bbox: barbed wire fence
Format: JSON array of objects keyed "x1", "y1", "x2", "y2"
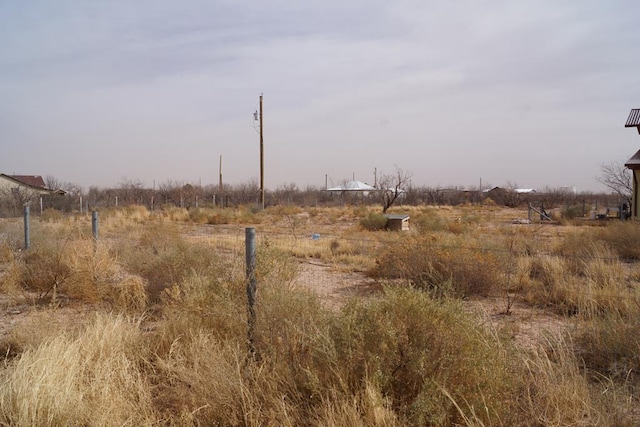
[{"x1": 1, "y1": 210, "x2": 639, "y2": 307}]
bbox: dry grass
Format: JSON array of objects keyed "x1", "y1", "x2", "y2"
[
  {"x1": 1, "y1": 205, "x2": 640, "y2": 425},
  {"x1": 0, "y1": 314, "x2": 155, "y2": 426},
  {"x1": 370, "y1": 234, "x2": 504, "y2": 298}
]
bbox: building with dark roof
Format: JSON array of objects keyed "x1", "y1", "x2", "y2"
[{"x1": 624, "y1": 109, "x2": 640, "y2": 218}]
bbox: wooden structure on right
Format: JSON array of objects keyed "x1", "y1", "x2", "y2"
[{"x1": 625, "y1": 109, "x2": 640, "y2": 218}]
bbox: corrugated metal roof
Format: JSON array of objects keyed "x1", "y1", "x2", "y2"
[
  {"x1": 384, "y1": 214, "x2": 410, "y2": 220},
  {"x1": 325, "y1": 181, "x2": 377, "y2": 191},
  {"x1": 625, "y1": 109, "x2": 640, "y2": 127}
]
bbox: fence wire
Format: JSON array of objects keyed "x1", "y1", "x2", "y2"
[{"x1": 2, "y1": 215, "x2": 640, "y2": 305}]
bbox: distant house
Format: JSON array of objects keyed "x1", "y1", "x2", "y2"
[
  {"x1": 325, "y1": 180, "x2": 377, "y2": 195},
  {"x1": 0, "y1": 174, "x2": 64, "y2": 214},
  {"x1": 484, "y1": 186, "x2": 536, "y2": 207},
  {"x1": 0, "y1": 174, "x2": 63, "y2": 195}
]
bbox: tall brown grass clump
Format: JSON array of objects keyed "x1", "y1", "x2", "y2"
[
  {"x1": 158, "y1": 271, "x2": 247, "y2": 344},
  {"x1": 117, "y1": 222, "x2": 228, "y2": 301},
  {"x1": 518, "y1": 334, "x2": 605, "y2": 425},
  {"x1": 65, "y1": 240, "x2": 147, "y2": 312},
  {"x1": 0, "y1": 314, "x2": 156, "y2": 426},
  {"x1": 595, "y1": 221, "x2": 640, "y2": 260},
  {"x1": 359, "y1": 212, "x2": 388, "y2": 231},
  {"x1": 5, "y1": 234, "x2": 146, "y2": 311},
  {"x1": 371, "y1": 235, "x2": 502, "y2": 297},
  {"x1": 330, "y1": 287, "x2": 517, "y2": 425},
  {"x1": 558, "y1": 223, "x2": 640, "y2": 261},
  {"x1": 527, "y1": 233, "x2": 640, "y2": 318},
  {"x1": 574, "y1": 313, "x2": 640, "y2": 392}
]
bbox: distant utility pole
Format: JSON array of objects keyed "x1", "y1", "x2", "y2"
[
  {"x1": 259, "y1": 94, "x2": 264, "y2": 210},
  {"x1": 219, "y1": 154, "x2": 223, "y2": 208}
]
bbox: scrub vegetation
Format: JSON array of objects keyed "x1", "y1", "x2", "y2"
[{"x1": 0, "y1": 204, "x2": 639, "y2": 425}]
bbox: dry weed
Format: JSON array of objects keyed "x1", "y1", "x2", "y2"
[{"x1": 0, "y1": 314, "x2": 156, "y2": 426}]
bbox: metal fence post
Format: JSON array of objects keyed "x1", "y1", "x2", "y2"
[
  {"x1": 92, "y1": 210, "x2": 99, "y2": 242},
  {"x1": 245, "y1": 227, "x2": 257, "y2": 358},
  {"x1": 23, "y1": 205, "x2": 30, "y2": 250}
]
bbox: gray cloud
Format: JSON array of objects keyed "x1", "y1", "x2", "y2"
[{"x1": 2, "y1": 0, "x2": 640, "y2": 191}]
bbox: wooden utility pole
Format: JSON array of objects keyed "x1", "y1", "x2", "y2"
[
  {"x1": 219, "y1": 155, "x2": 223, "y2": 208},
  {"x1": 259, "y1": 94, "x2": 265, "y2": 210}
]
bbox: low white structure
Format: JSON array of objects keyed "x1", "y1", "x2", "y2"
[{"x1": 325, "y1": 180, "x2": 378, "y2": 197}]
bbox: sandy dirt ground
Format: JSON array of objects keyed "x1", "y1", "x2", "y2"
[{"x1": 293, "y1": 260, "x2": 569, "y2": 350}]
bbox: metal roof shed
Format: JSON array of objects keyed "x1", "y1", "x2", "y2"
[{"x1": 384, "y1": 214, "x2": 410, "y2": 231}]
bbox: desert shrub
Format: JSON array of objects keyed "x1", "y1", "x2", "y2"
[
  {"x1": 187, "y1": 207, "x2": 209, "y2": 223},
  {"x1": 5, "y1": 236, "x2": 147, "y2": 310},
  {"x1": 155, "y1": 249, "x2": 335, "y2": 425},
  {"x1": 561, "y1": 204, "x2": 584, "y2": 220},
  {"x1": 310, "y1": 381, "x2": 399, "y2": 426},
  {"x1": 330, "y1": 287, "x2": 516, "y2": 425},
  {"x1": 16, "y1": 241, "x2": 72, "y2": 301},
  {"x1": 253, "y1": 278, "x2": 336, "y2": 406},
  {"x1": 526, "y1": 249, "x2": 638, "y2": 318},
  {"x1": 0, "y1": 314, "x2": 156, "y2": 426},
  {"x1": 266, "y1": 205, "x2": 303, "y2": 216},
  {"x1": 595, "y1": 222, "x2": 640, "y2": 260},
  {"x1": 0, "y1": 239, "x2": 14, "y2": 264},
  {"x1": 558, "y1": 224, "x2": 640, "y2": 261},
  {"x1": 159, "y1": 272, "x2": 246, "y2": 344},
  {"x1": 64, "y1": 240, "x2": 147, "y2": 311},
  {"x1": 237, "y1": 206, "x2": 261, "y2": 224},
  {"x1": 518, "y1": 334, "x2": 611, "y2": 426},
  {"x1": 446, "y1": 220, "x2": 466, "y2": 234},
  {"x1": 40, "y1": 208, "x2": 64, "y2": 222},
  {"x1": 206, "y1": 208, "x2": 234, "y2": 224},
  {"x1": 0, "y1": 309, "x2": 81, "y2": 361},
  {"x1": 574, "y1": 314, "x2": 640, "y2": 392},
  {"x1": 161, "y1": 206, "x2": 189, "y2": 222},
  {"x1": 151, "y1": 327, "x2": 314, "y2": 426},
  {"x1": 412, "y1": 212, "x2": 447, "y2": 233},
  {"x1": 151, "y1": 331, "x2": 251, "y2": 424},
  {"x1": 359, "y1": 212, "x2": 388, "y2": 231},
  {"x1": 370, "y1": 235, "x2": 502, "y2": 297},
  {"x1": 555, "y1": 232, "x2": 611, "y2": 274},
  {"x1": 118, "y1": 223, "x2": 225, "y2": 301},
  {"x1": 121, "y1": 204, "x2": 150, "y2": 222}
]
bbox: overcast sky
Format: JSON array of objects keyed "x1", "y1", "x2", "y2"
[{"x1": 2, "y1": 1, "x2": 640, "y2": 192}]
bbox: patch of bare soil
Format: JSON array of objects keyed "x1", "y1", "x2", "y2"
[
  {"x1": 294, "y1": 261, "x2": 381, "y2": 309},
  {"x1": 295, "y1": 262, "x2": 570, "y2": 350},
  {"x1": 463, "y1": 296, "x2": 572, "y2": 350}
]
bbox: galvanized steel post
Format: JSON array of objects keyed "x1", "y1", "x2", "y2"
[
  {"x1": 245, "y1": 227, "x2": 257, "y2": 358},
  {"x1": 23, "y1": 205, "x2": 30, "y2": 250},
  {"x1": 92, "y1": 210, "x2": 99, "y2": 242}
]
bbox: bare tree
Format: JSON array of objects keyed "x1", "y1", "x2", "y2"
[
  {"x1": 597, "y1": 162, "x2": 632, "y2": 206},
  {"x1": 117, "y1": 178, "x2": 146, "y2": 205},
  {"x1": 376, "y1": 167, "x2": 412, "y2": 213},
  {"x1": 44, "y1": 175, "x2": 62, "y2": 191}
]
